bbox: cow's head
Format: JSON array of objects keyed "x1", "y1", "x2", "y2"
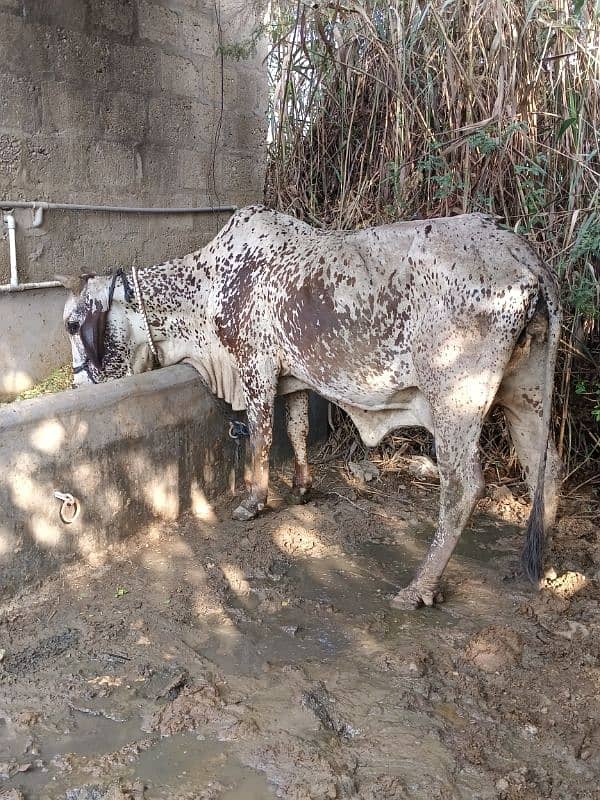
[{"x1": 57, "y1": 271, "x2": 154, "y2": 386}]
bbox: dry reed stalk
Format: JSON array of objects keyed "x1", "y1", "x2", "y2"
[{"x1": 265, "y1": 0, "x2": 600, "y2": 497}]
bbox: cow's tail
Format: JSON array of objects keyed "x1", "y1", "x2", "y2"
[{"x1": 521, "y1": 274, "x2": 561, "y2": 583}]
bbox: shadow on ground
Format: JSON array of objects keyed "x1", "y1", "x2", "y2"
[{"x1": 1, "y1": 460, "x2": 599, "y2": 800}]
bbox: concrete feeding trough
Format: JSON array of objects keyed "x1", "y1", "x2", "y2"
[{"x1": 0, "y1": 364, "x2": 327, "y2": 598}]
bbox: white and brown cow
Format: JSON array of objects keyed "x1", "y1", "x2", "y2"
[{"x1": 58, "y1": 205, "x2": 562, "y2": 609}]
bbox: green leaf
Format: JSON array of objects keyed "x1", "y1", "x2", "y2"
[{"x1": 556, "y1": 116, "x2": 577, "y2": 141}]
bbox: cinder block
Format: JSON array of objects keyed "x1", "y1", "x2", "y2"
[
  {"x1": 221, "y1": 111, "x2": 267, "y2": 153},
  {"x1": 20, "y1": 0, "x2": 87, "y2": 30},
  {"x1": 0, "y1": 74, "x2": 41, "y2": 134},
  {"x1": 161, "y1": 0, "x2": 213, "y2": 12},
  {"x1": 49, "y1": 29, "x2": 112, "y2": 90},
  {"x1": 138, "y1": 0, "x2": 181, "y2": 47},
  {"x1": 0, "y1": 0, "x2": 268, "y2": 289},
  {"x1": 218, "y1": 152, "x2": 266, "y2": 204},
  {"x1": 0, "y1": 133, "x2": 23, "y2": 179},
  {"x1": 88, "y1": 0, "x2": 136, "y2": 36},
  {"x1": 177, "y1": 148, "x2": 210, "y2": 192},
  {"x1": 0, "y1": 237, "x2": 9, "y2": 284},
  {"x1": 160, "y1": 52, "x2": 202, "y2": 97},
  {"x1": 41, "y1": 81, "x2": 98, "y2": 134},
  {"x1": 98, "y1": 91, "x2": 147, "y2": 141},
  {"x1": 23, "y1": 134, "x2": 89, "y2": 192},
  {"x1": 0, "y1": 14, "x2": 53, "y2": 78},
  {"x1": 88, "y1": 140, "x2": 136, "y2": 189},
  {"x1": 107, "y1": 41, "x2": 160, "y2": 95},
  {"x1": 138, "y1": 143, "x2": 179, "y2": 190},
  {"x1": 147, "y1": 96, "x2": 210, "y2": 148},
  {"x1": 178, "y1": 13, "x2": 215, "y2": 56},
  {"x1": 220, "y1": 64, "x2": 267, "y2": 115}
]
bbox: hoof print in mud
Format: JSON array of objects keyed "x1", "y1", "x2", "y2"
[{"x1": 464, "y1": 625, "x2": 524, "y2": 672}]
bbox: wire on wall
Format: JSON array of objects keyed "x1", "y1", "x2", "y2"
[{"x1": 211, "y1": 0, "x2": 225, "y2": 229}]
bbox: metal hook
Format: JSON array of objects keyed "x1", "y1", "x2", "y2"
[{"x1": 54, "y1": 491, "x2": 80, "y2": 524}]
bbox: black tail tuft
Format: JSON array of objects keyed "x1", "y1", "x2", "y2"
[{"x1": 522, "y1": 484, "x2": 545, "y2": 583}]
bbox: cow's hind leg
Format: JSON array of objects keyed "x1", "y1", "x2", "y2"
[
  {"x1": 391, "y1": 369, "x2": 502, "y2": 610},
  {"x1": 232, "y1": 362, "x2": 278, "y2": 521},
  {"x1": 285, "y1": 390, "x2": 312, "y2": 501}
]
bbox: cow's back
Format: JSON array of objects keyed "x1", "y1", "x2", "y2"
[{"x1": 210, "y1": 207, "x2": 544, "y2": 409}]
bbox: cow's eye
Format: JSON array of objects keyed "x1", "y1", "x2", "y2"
[{"x1": 66, "y1": 320, "x2": 80, "y2": 335}]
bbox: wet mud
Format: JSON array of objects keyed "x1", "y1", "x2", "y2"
[{"x1": 1, "y1": 463, "x2": 599, "y2": 799}]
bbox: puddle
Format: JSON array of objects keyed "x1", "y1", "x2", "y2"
[
  {"x1": 137, "y1": 734, "x2": 275, "y2": 799},
  {"x1": 5, "y1": 727, "x2": 275, "y2": 799}
]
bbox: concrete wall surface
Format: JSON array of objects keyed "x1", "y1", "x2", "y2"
[
  {"x1": 0, "y1": 285, "x2": 70, "y2": 398},
  {"x1": 0, "y1": 0, "x2": 268, "y2": 281},
  {"x1": 0, "y1": 0, "x2": 268, "y2": 393},
  {"x1": 0, "y1": 364, "x2": 328, "y2": 597}
]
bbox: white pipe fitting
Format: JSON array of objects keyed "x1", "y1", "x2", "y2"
[{"x1": 2, "y1": 213, "x2": 18, "y2": 287}]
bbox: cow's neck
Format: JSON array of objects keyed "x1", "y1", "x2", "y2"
[{"x1": 128, "y1": 253, "x2": 209, "y2": 366}]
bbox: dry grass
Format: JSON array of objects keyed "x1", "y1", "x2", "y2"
[
  {"x1": 266, "y1": 0, "x2": 600, "y2": 495},
  {"x1": 0, "y1": 365, "x2": 72, "y2": 404}
]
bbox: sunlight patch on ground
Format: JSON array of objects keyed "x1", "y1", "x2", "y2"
[
  {"x1": 221, "y1": 564, "x2": 251, "y2": 596},
  {"x1": 0, "y1": 525, "x2": 16, "y2": 556},
  {"x1": 191, "y1": 482, "x2": 217, "y2": 522},
  {"x1": 144, "y1": 467, "x2": 179, "y2": 519},
  {"x1": 544, "y1": 570, "x2": 588, "y2": 599},
  {"x1": 272, "y1": 522, "x2": 330, "y2": 557},
  {"x1": 30, "y1": 515, "x2": 62, "y2": 546}
]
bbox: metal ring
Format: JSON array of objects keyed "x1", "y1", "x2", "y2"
[
  {"x1": 54, "y1": 491, "x2": 80, "y2": 524},
  {"x1": 59, "y1": 498, "x2": 79, "y2": 524}
]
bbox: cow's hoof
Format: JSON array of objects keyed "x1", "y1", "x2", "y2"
[
  {"x1": 232, "y1": 502, "x2": 259, "y2": 521},
  {"x1": 291, "y1": 485, "x2": 312, "y2": 505},
  {"x1": 390, "y1": 585, "x2": 444, "y2": 610}
]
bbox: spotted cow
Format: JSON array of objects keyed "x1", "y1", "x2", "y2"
[{"x1": 58, "y1": 206, "x2": 562, "y2": 609}]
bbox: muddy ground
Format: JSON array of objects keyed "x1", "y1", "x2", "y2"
[{"x1": 1, "y1": 458, "x2": 599, "y2": 800}]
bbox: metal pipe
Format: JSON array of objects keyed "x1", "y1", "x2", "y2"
[
  {"x1": 0, "y1": 200, "x2": 236, "y2": 293},
  {"x1": 2, "y1": 213, "x2": 18, "y2": 287},
  {"x1": 0, "y1": 280, "x2": 63, "y2": 294},
  {"x1": 0, "y1": 200, "x2": 236, "y2": 215}
]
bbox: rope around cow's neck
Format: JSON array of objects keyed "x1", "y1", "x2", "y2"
[{"x1": 131, "y1": 264, "x2": 160, "y2": 364}]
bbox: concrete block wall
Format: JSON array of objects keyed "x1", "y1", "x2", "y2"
[
  {"x1": 0, "y1": 365, "x2": 329, "y2": 597},
  {"x1": 0, "y1": 0, "x2": 267, "y2": 283},
  {"x1": 0, "y1": 0, "x2": 268, "y2": 394}
]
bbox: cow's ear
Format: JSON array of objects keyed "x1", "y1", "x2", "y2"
[
  {"x1": 54, "y1": 274, "x2": 95, "y2": 295},
  {"x1": 80, "y1": 309, "x2": 108, "y2": 369}
]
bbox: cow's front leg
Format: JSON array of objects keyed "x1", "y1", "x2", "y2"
[
  {"x1": 285, "y1": 390, "x2": 312, "y2": 501},
  {"x1": 232, "y1": 365, "x2": 277, "y2": 522}
]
